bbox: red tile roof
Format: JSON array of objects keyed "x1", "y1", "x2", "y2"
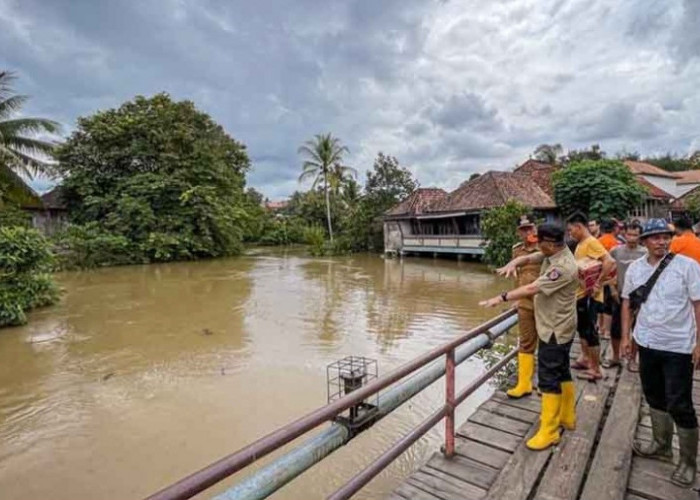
[
  {"x1": 675, "y1": 170, "x2": 700, "y2": 185},
  {"x1": 385, "y1": 188, "x2": 447, "y2": 217},
  {"x1": 513, "y1": 159, "x2": 558, "y2": 196},
  {"x1": 264, "y1": 200, "x2": 289, "y2": 211},
  {"x1": 429, "y1": 171, "x2": 556, "y2": 213},
  {"x1": 624, "y1": 160, "x2": 681, "y2": 179}
]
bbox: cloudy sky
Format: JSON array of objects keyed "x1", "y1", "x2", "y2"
[{"x1": 1, "y1": 0, "x2": 699, "y2": 199}]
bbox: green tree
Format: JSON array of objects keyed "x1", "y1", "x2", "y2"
[
  {"x1": 298, "y1": 133, "x2": 350, "y2": 243},
  {"x1": 564, "y1": 144, "x2": 605, "y2": 164},
  {"x1": 344, "y1": 153, "x2": 418, "y2": 252},
  {"x1": 0, "y1": 71, "x2": 60, "y2": 207},
  {"x1": 55, "y1": 93, "x2": 250, "y2": 264},
  {"x1": 0, "y1": 71, "x2": 60, "y2": 177},
  {"x1": 684, "y1": 190, "x2": 700, "y2": 222},
  {"x1": 642, "y1": 153, "x2": 694, "y2": 172},
  {"x1": 532, "y1": 143, "x2": 563, "y2": 164},
  {"x1": 365, "y1": 152, "x2": 418, "y2": 211},
  {"x1": 553, "y1": 159, "x2": 647, "y2": 220},
  {"x1": 480, "y1": 200, "x2": 529, "y2": 267}
]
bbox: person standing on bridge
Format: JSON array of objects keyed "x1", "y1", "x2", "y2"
[
  {"x1": 621, "y1": 218, "x2": 700, "y2": 488},
  {"x1": 506, "y1": 215, "x2": 540, "y2": 399},
  {"x1": 605, "y1": 221, "x2": 646, "y2": 370},
  {"x1": 481, "y1": 224, "x2": 579, "y2": 451},
  {"x1": 567, "y1": 212, "x2": 616, "y2": 381}
]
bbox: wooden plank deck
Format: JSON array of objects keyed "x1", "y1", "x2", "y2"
[{"x1": 388, "y1": 343, "x2": 700, "y2": 500}]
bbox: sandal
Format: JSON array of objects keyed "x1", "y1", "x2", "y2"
[
  {"x1": 577, "y1": 370, "x2": 603, "y2": 381},
  {"x1": 571, "y1": 360, "x2": 590, "y2": 370},
  {"x1": 602, "y1": 359, "x2": 621, "y2": 369},
  {"x1": 627, "y1": 360, "x2": 639, "y2": 373}
]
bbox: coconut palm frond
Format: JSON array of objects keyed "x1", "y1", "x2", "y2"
[
  {"x1": 0, "y1": 117, "x2": 61, "y2": 136},
  {"x1": 0, "y1": 95, "x2": 28, "y2": 120},
  {"x1": 0, "y1": 71, "x2": 62, "y2": 182}
]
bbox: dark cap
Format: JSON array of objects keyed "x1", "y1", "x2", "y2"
[{"x1": 537, "y1": 223, "x2": 565, "y2": 244}]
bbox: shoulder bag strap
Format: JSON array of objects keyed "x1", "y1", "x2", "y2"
[{"x1": 638, "y1": 252, "x2": 675, "y2": 304}]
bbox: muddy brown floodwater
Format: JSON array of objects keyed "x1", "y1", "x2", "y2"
[{"x1": 0, "y1": 249, "x2": 512, "y2": 500}]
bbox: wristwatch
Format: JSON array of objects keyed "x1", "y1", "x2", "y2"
[{"x1": 500, "y1": 291, "x2": 508, "y2": 302}]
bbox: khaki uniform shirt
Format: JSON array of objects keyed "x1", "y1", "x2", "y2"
[
  {"x1": 534, "y1": 247, "x2": 579, "y2": 344},
  {"x1": 512, "y1": 242, "x2": 540, "y2": 311}
]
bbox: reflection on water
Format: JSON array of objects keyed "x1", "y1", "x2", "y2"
[{"x1": 0, "y1": 250, "x2": 510, "y2": 500}]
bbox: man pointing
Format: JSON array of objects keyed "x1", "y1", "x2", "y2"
[{"x1": 481, "y1": 223, "x2": 579, "y2": 450}]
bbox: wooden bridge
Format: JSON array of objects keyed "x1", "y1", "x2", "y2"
[{"x1": 388, "y1": 342, "x2": 700, "y2": 500}]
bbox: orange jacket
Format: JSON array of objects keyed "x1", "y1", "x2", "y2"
[{"x1": 670, "y1": 232, "x2": 700, "y2": 264}]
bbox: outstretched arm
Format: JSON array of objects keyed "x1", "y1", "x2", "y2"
[
  {"x1": 479, "y1": 282, "x2": 540, "y2": 307},
  {"x1": 496, "y1": 252, "x2": 545, "y2": 278}
]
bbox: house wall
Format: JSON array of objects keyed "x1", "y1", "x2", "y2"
[
  {"x1": 383, "y1": 221, "x2": 404, "y2": 252},
  {"x1": 30, "y1": 210, "x2": 68, "y2": 236}
]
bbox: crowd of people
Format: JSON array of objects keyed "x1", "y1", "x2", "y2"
[{"x1": 479, "y1": 212, "x2": 700, "y2": 488}]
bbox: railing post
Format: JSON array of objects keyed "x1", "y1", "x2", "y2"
[{"x1": 444, "y1": 348, "x2": 455, "y2": 458}]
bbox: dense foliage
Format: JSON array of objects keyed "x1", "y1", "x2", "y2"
[
  {"x1": 55, "y1": 94, "x2": 251, "y2": 266},
  {"x1": 553, "y1": 159, "x2": 647, "y2": 220},
  {"x1": 0, "y1": 226, "x2": 58, "y2": 326},
  {"x1": 642, "y1": 153, "x2": 700, "y2": 172},
  {"x1": 480, "y1": 200, "x2": 529, "y2": 267}
]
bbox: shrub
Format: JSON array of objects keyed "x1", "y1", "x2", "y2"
[
  {"x1": 52, "y1": 223, "x2": 134, "y2": 270},
  {"x1": 481, "y1": 200, "x2": 530, "y2": 268},
  {"x1": 304, "y1": 225, "x2": 327, "y2": 256},
  {"x1": 0, "y1": 205, "x2": 31, "y2": 228},
  {"x1": 0, "y1": 226, "x2": 59, "y2": 327}
]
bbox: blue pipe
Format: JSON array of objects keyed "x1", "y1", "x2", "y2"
[{"x1": 213, "y1": 314, "x2": 517, "y2": 500}]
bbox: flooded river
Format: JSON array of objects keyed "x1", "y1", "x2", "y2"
[{"x1": 0, "y1": 250, "x2": 511, "y2": 500}]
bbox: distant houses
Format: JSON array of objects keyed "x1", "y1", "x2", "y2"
[
  {"x1": 16, "y1": 186, "x2": 68, "y2": 235},
  {"x1": 384, "y1": 159, "x2": 700, "y2": 257}
]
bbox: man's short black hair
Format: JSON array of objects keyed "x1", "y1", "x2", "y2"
[
  {"x1": 675, "y1": 216, "x2": 693, "y2": 231},
  {"x1": 537, "y1": 223, "x2": 565, "y2": 244},
  {"x1": 566, "y1": 212, "x2": 588, "y2": 226},
  {"x1": 625, "y1": 221, "x2": 642, "y2": 234},
  {"x1": 601, "y1": 219, "x2": 616, "y2": 233}
]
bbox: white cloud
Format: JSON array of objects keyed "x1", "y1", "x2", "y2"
[{"x1": 1, "y1": 0, "x2": 699, "y2": 199}]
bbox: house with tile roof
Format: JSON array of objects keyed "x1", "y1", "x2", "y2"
[
  {"x1": 383, "y1": 164, "x2": 559, "y2": 256},
  {"x1": 383, "y1": 158, "x2": 700, "y2": 257}
]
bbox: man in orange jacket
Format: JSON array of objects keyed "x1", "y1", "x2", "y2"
[{"x1": 671, "y1": 217, "x2": 700, "y2": 264}]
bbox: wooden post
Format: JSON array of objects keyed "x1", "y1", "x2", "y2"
[{"x1": 444, "y1": 349, "x2": 456, "y2": 458}]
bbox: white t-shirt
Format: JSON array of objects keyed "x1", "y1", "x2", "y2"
[{"x1": 622, "y1": 253, "x2": 700, "y2": 354}]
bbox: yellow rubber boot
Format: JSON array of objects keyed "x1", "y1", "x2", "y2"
[
  {"x1": 560, "y1": 381, "x2": 576, "y2": 431},
  {"x1": 507, "y1": 353, "x2": 534, "y2": 399},
  {"x1": 526, "y1": 393, "x2": 562, "y2": 451}
]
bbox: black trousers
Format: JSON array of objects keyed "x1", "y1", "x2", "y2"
[
  {"x1": 538, "y1": 334, "x2": 573, "y2": 394},
  {"x1": 639, "y1": 345, "x2": 697, "y2": 429},
  {"x1": 610, "y1": 300, "x2": 621, "y2": 340},
  {"x1": 577, "y1": 297, "x2": 600, "y2": 347}
]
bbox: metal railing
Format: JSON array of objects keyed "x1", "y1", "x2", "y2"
[{"x1": 145, "y1": 308, "x2": 518, "y2": 500}]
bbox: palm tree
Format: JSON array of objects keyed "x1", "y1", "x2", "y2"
[
  {"x1": 298, "y1": 133, "x2": 351, "y2": 243},
  {"x1": 1, "y1": 71, "x2": 60, "y2": 182}
]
